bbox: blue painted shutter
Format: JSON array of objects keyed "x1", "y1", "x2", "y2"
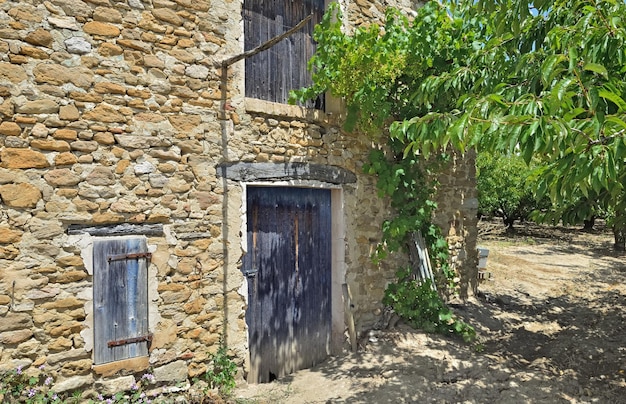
[{"x1": 93, "y1": 238, "x2": 150, "y2": 364}]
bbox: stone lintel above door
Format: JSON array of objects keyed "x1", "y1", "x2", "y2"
[{"x1": 216, "y1": 162, "x2": 357, "y2": 184}]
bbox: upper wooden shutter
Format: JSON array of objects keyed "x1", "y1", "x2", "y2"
[
  {"x1": 243, "y1": 0, "x2": 325, "y2": 109},
  {"x1": 93, "y1": 237, "x2": 150, "y2": 365}
]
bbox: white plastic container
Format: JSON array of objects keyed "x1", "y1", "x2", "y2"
[{"x1": 478, "y1": 247, "x2": 489, "y2": 269}]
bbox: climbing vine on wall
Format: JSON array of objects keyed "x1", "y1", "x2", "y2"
[{"x1": 291, "y1": 3, "x2": 474, "y2": 340}]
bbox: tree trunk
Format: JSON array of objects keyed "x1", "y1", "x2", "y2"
[
  {"x1": 503, "y1": 215, "x2": 516, "y2": 232},
  {"x1": 614, "y1": 208, "x2": 626, "y2": 251},
  {"x1": 614, "y1": 224, "x2": 625, "y2": 252},
  {"x1": 582, "y1": 216, "x2": 595, "y2": 232}
]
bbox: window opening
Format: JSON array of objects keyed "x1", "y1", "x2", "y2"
[{"x1": 243, "y1": 0, "x2": 326, "y2": 109}]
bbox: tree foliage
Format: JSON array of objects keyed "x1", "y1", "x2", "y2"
[
  {"x1": 293, "y1": 0, "x2": 626, "y2": 250},
  {"x1": 477, "y1": 152, "x2": 548, "y2": 228}
]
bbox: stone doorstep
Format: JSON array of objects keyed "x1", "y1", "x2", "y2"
[{"x1": 92, "y1": 356, "x2": 150, "y2": 377}]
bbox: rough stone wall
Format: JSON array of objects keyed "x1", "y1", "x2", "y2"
[
  {"x1": 432, "y1": 150, "x2": 480, "y2": 300},
  {"x1": 0, "y1": 0, "x2": 476, "y2": 396},
  {"x1": 0, "y1": 0, "x2": 246, "y2": 396}
]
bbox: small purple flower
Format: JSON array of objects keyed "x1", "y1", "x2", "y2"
[
  {"x1": 28, "y1": 388, "x2": 37, "y2": 397},
  {"x1": 140, "y1": 392, "x2": 146, "y2": 398},
  {"x1": 97, "y1": 393, "x2": 104, "y2": 401},
  {"x1": 131, "y1": 383, "x2": 139, "y2": 391},
  {"x1": 106, "y1": 399, "x2": 114, "y2": 404},
  {"x1": 141, "y1": 373, "x2": 155, "y2": 382},
  {"x1": 38, "y1": 365, "x2": 45, "y2": 371},
  {"x1": 52, "y1": 393, "x2": 58, "y2": 400},
  {"x1": 16, "y1": 365, "x2": 22, "y2": 375},
  {"x1": 45, "y1": 376, "x2": 53, "y2": 386}
]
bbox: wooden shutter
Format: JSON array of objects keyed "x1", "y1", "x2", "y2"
[
  {"x1": 93, "y1": 237, "x2": 150, "y2": 365},
  {"x1": 243, "y1": 0, "x2": 325, "y2": 109}
]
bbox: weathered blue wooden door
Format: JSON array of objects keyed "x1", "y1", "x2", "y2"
[{"x1": 244, "y1": 186, "x2": 331, "y2": 383}]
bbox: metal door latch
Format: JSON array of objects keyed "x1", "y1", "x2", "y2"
[{"x1": 243, "y1": 268, "x2": 258, "y2": 278}]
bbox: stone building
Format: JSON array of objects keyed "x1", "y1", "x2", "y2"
[{"x1": 0, "y1": 0, "x2": 477, "y2": 396}]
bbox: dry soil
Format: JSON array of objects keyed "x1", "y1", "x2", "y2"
[{"x1": 234, "y1": 222, "x2": 626, "y2": 404}]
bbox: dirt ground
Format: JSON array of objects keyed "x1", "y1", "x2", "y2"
[{"x1": 234, "y1": 222, "x2": 626, "y2": 403}]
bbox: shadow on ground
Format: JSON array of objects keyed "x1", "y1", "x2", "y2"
[{"x1": 235, "y1": 227, "x2": 626, "y2": 404}]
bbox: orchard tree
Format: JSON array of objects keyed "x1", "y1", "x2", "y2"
[
  {"x1": 293, "y1": 0, "x2": 626, "y2": 251},
  {"x1": 477, "y1": 152, "x2": 548, "y2": 229}
]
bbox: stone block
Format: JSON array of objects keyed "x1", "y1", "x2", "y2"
[
  {"x1": 51, "y1": 375, "x2": 93, "y2": 393},
  {"x1": 0, "y1": 62, "x2": 27, "y2": 83},
  {"x1": 24, "y1": 28, "x2": 53, "y2": 47},
  {"x1": 15, "y1": 338, "x2": 41, "y2": 356},
  {"x1": 84, "y1": 21, "x2": 121, "y2": 37},
  {"x1": 44, "y1": 169, "x2": 82, "y2": 187},
  {"x1": 0, "y1": 227, "x2": 22, "y2": 244},
  {"x1": 94, "y1": 82, "x2": 127, "y2": 95},
  {"x1": 0, "y1": 329, "x2": 33, "y2": 345},
  {"x1": 61, "y1": 359, "x2": 92, "y2": 376},
  {"x1": 0, "y1": 121, "x2": 21, "y2": 136},
  {"x1": 21, "y1": 46, "x2": 49, "y2": 60},
  {"x1": 96, "y1": 375, "x2": 136, "y2": 396},
  {"x1": 152, "y1": 8, "x2": 183, "y2": 25},
  {"x1": 53, "y1": 129, "x2": 79, "y2": 141},
  {"x1": 153, "y1": 360, "x2": 188, "y2": 383},
  {"x1": 0, "y1": 183, "x2": 42, "y2": 208},
  {"x1": 49, "y1": 336, "x2": 73, "y2": 352},
  {"x1": 65, "y1": 37, "x2": 92, "y2": 54},
  {"x1": 70, "y1": 140, "x2": 99, "y2": 152},
  {"x1": 86, "y1": 166, "x2": 115, "y2": 186},
  {"x1": 25, "y1": 286, "x2": 60, "y2": 300},
  {"x1": 117, "y1": 39, "x2": 152, "y2": 53},
  {"x1": 53, "y1": 153, "x2": 77, "y2": 167},
  {"x1": 46, "y1": 348, "x2": 90, "y2": 366},
  {"x1": 0, "y1": 148, "x2": 49, "y2": 169},
  {"x1": 41, "y1": 297, "x2": 84, "y2": 311},
  {"x1": 16, "y1": 99, "x2": 59, "y2": 114},
  {"x1": 183, "y1": 297, "x2": 207, "y2": 314},
  {"x1": 54, "y1": 270, "x2": 88, "y2": 283},
  {"x1": 29, "y1": 220, "x2": 64, "y2": 239},
  {"x1": 93, "y1": 6, "x2": 124, "y2": 23},
  {"x1": 0, "y1": 312, "x2": 33, "y2": 332},
  {"x1": 83, "y1": 104, "x2": 126, "y2": 123},
  {"x1": 31, "y1": 139, "x2": 71, "y2": 152}
]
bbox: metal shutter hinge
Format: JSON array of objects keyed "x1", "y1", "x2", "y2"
[
  {"x1": 107, "y1": 252, "x2": 152, "y2": 262},
  {"x1": 107, "y1": 334, "x2": 153, "y2": 348}
]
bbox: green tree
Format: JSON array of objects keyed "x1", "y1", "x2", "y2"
[
  {"x1": 476, "y1": 152, "x2": 545, "y2": 228},
  {"x1": 293, "y1": 0, "x2": 626, "y2": 251}
]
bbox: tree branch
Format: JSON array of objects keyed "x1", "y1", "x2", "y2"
[{"x1": 219, "y1": 13, "x2": 314, "y2": 68}]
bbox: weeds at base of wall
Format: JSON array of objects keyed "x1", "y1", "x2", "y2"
[
  {"x1": 193, "y1": 342, "x2": 238, "y2": 399},
  {"x1": 0, "y1": 347, "x2": 238, "y2": 404},
  {"x1": 383, "y1": 269, "x2": 476, "y2": 343}
]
